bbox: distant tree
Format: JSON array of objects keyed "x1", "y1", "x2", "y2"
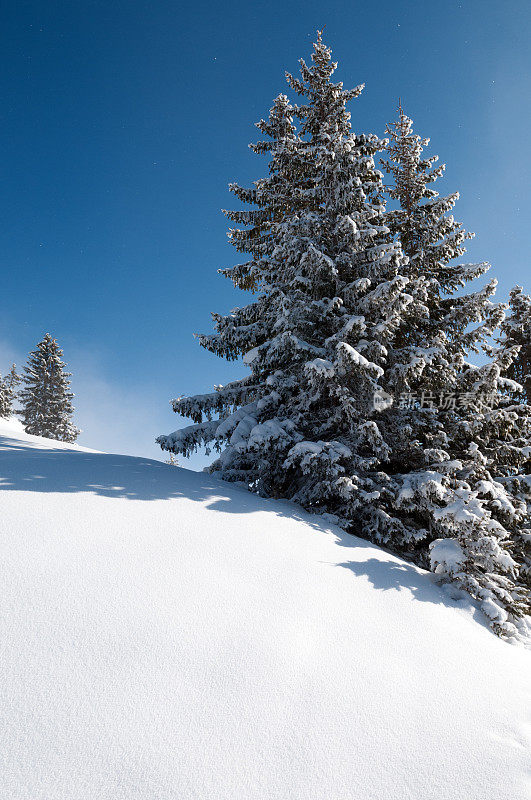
[
  {"x1": 6, "y1": 363, "x2": 21, "y2": 403},
  {"x1": 0, "y1": 364, "x2": 21, "y2": 418},
  {"x1": 0, "y1": 374, "x2": 10, "y2": 418},
  {"x1": 19, "y1": 334, "x2": 80, "y2": 442}
]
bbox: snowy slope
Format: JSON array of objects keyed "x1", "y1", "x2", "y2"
[{"x1": 0, "y1": 417, "x2": 529, "y2": 800}]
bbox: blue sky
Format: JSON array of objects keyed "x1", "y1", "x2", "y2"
[{"x1": 1, "y1": 0, "x2": 529, "y2": 465}]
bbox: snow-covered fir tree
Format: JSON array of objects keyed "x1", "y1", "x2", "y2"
[
  {"x1": 382, "y1": 104, "x2": 530, "y2": 637},
  {"x1": 159, "y1": 33, "x2": 411, "y2": 513},
  {"x1": 159, "y1": 36, "x2": 529, "y2": 639},
  {"x1": 0, "y1": 364, "x2": 21, "y2": 418},
  {"x1": 489, "y1": 286, "x2": 531, "y2": 596},
  {"x1": 6, "y1": 362, "x2": 21, "y2": 393},
  {"x1": 497, "y1": 286, "x2": 531, "y2": 403},
  {"x1": 0, "y1": 374, "x2": 10, "y2": 418},
  {"x1": 19, "y1": 334, "x2": 80, "y2": 442}
]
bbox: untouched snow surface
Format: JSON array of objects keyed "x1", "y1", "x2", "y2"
[{"x1": 0, "y1": 417, "x2": 529, "y2": 800}]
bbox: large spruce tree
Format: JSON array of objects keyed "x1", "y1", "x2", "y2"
[
  {"x1": 159, "y1": 33, "x2": 413, "y2": 505},
  {"x1": 19, "y1": 334, "x2": 79, "y2": 442},
  {"x1": 159, "y1": 36, "x2": 529, "y2": 639}
]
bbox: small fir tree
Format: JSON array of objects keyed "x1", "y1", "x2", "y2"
[
  {"x1": 0, "y1": 374, "x2": 10, "y2": 418},
  {"x1": 6, "y1": 363, "x2": 21, "y2": 406},
  {"x1": 19, "y1": 334, "x2": 80, "y2": 442},
  {"x1": 0, "y1": 364, "x2": 21, "y2": 418}
]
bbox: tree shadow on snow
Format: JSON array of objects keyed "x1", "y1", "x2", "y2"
[
  {"x1": 0, "y1": 433, "x2": 331, "y2": 531},
  {"x1": 0, "y1": 433, "x2": 487, "y2": 625},
  {"x1": 335, "y1": 547, "x2": 487, "y2": 629},
  {"x1": 0, "y1": 434, "x2": 239, "y2": 502},
  {"x1": 337, "y1": 554, "x2": 439, "y2": 603}
]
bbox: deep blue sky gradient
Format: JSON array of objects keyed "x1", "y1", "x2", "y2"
[{"x1": 1, "y1": 0, "x2": 529, "y2": 463}]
